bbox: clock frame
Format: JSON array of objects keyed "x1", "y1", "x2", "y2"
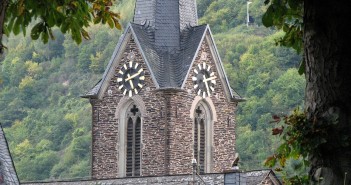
[
  {"x1": 192, "y1": 62, "x2": 216, "y2": 98},
  {"x1": 117, "y1": 60, "x2": 145, "y2": 97}
]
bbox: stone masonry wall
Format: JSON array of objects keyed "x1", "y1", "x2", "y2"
[
  {"x1": 90, "y1": 34, "x2": 238, "y2": 179},
  {"x1": 91, "y1": 36, "x2": 167, "y2": 178},
  {"x1": 166, "y1": 37, "x2": 237, "y2": 174},
  {"x1": 23, "y1": 174, "x2": 225, "y2": 185}
]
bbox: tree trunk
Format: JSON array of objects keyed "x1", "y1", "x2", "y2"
[
  {"x1": 304, "y1": 0, "x2": 351, "y2": 184},
  {"x1": 0, "y1": 0, "x2": 8, "y2": 55}
]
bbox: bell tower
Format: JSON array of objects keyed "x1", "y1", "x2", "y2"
[{"x1": 83, "y1": 0, "x2": 242, "y2": 179}]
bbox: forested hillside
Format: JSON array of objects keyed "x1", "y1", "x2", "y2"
[{"x1": 0, "y1": 0, "x2": 304, "y2": 181}]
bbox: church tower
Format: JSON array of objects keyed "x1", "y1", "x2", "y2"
[{"x1": 82, "y1": 0, "x2": 243, "y2": 179}]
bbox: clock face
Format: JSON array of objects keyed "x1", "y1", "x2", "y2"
[
  {"x1": 117, "y1": 61, "x2": 145, "y2": 97},
  {"x1": 192, "y1": 62, "x2": 217, "y2": 98}
]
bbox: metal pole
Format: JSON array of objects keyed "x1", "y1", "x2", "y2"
[
  {"x1": 192, "y1": 159, "x2": 197, "y2": 185},
  {"x1": 247, "y1": 1, "x2": 252, "y2": 27}
]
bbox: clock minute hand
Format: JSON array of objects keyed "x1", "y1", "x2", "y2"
[
  {"x1": 127, "y1": 74, "x2": 134, "y2": 89},
  {"x1": 203, "y1": 75, "x2": 211, "y2": 96},
  {"x1": 125, "y1": 70, "x2": 142, "y2": 81}
]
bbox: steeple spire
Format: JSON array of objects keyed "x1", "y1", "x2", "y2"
[{"x1": 133, "y1": 0, "x2": 198, "y2": 49}]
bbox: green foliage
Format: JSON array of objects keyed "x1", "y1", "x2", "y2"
[
  {"x1": 265, "y1": 105, "x2": 351, "y2": 184},
  {"x1": 4, "y1": 0, "x2": 121, "y2": 47},
  {"x1": 262, "y1": 0, "x2": 304, "y2": 73},
  {"x1": 1, "y1": 19, "x2": 121, "y2": 180},
  {"x1": 264, "y1": 109, "x2": 310, "y2": 184},
  {"x1": 199, "y1": 0, "x2": 267, "y2": 33},
  {"x1": 214, "y1": 24, "x2": 304, "y2": 172},
  {"x1": 197, "y1": 0, "x2": 212, "y2": 18},
  {"x1": 236, "y1": 125, "x2": 280, "y2": 170}
]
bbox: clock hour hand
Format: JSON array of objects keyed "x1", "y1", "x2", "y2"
[
  {"x1": 127, "y1": 74, "x2": 134, "y2": 89},
  {"x1": 203, "y1": 76, "x2": 217, "y2": 82},
  {"x1": 125, "y1": 69, "x2": 143, "y2": 81}
]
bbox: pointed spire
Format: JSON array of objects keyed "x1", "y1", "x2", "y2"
[{"x1": 133, "y1": 0, "x2": 198, "y2": 49}]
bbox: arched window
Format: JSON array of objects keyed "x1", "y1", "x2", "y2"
[
  {"x1": 193, "y1": 103, "x2": 212, "y2": 174},
  {"x1": 118, "y1": 100, "x2": 143, "y2": 177},
  {"x1": 125, "y1": 104, "x2": 141, "y2": 177}
]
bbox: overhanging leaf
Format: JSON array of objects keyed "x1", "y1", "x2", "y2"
[{"x1": 31, "y1": 22, "x2": 44, "y2": 40}]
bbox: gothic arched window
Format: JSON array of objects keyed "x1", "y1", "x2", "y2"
[
  {"x1": 125, "y1": 104, "x2": 141, "y2": 177},
  {"x1": 194, "y1": 103, "x2": 209, "y2": 174}
]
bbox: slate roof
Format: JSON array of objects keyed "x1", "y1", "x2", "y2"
[
  {"x1": 130, "y1": 23, "x2": 207, "y2": 88},
  {"x1": 82, "y1": 0, "x2": 243, "y2": 101},
  {"x1": 134, "y1": 0, "x2": 197, "y2": 33},
  {"x1": 0, "y1": 125, "x2": 19, "y2": 185},
  {"x1": 245, "y1": 170, "x2": 272, "y2": 185},
  {"x1": 83, "y1": 80, "x2": 102, "y2": 98},
  {"x1": 224, "y1": 170, "x2": 282, "y2": 185}
]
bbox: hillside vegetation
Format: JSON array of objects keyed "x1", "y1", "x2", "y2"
[{"x1": 0, "y1": 0, "x2": 304, "y2": 181}]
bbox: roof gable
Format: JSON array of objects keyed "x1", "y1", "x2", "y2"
[
  {"x1": 181, "y1": 27, "x2": 243, "y2": 102},
  {"x1": 83, "y1": 24, "x2": 243, "y2": 102},
  {"x1": 82, "y1": 24, "x2": 160, "y2": 99}
]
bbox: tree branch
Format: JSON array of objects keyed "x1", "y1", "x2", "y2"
[{"x1": 0, "y1": 0, "x2": 8, "y2": 55}]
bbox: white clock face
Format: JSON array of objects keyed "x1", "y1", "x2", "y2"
[
  {"x1": 192, "y1": 62, "x2": 217, "y2": 98},
  {"x1": 117, "y1": 61, "x2": 145, "y2": 97}
]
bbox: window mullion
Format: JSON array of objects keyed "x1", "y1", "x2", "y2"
[{"x1": 132, "y1": 117, "x2": 136, "y2": 176}]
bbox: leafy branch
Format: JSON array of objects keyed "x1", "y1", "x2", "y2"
[
  {"x1": 264, "y1": 108, "x2": 337, "y2": 184},
  {"x1": 2, "y1": 0, "x2": 121, "y2": 53},
  {"x1": 262, "y1": 0, "x2": 304, "y2": 74}
]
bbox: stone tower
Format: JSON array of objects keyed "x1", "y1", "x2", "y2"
[{"x1": 82, "y1": 0, "x2": 243, "y2": 179}]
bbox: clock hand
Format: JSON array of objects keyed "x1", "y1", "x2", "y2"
[
  {"x1": 125, "y1": 69, "x2": 143, "y2": 81},
  {"x1": 127, "y1": 74, "x2": 134, "y2": 89},
  {"x1": 203, "y1": 76, "x2": 217, "y2": 82},
  {"x1": 203, "y1": 75, "x2": 211, "y2": 97}
]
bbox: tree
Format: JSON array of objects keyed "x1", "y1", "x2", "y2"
[
  {"x1": 263, "y1": 0, "x2": 351, "y2": 184},
  {"x1": 0, "y1": 0, "x2": 121, "y2": 55}
]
